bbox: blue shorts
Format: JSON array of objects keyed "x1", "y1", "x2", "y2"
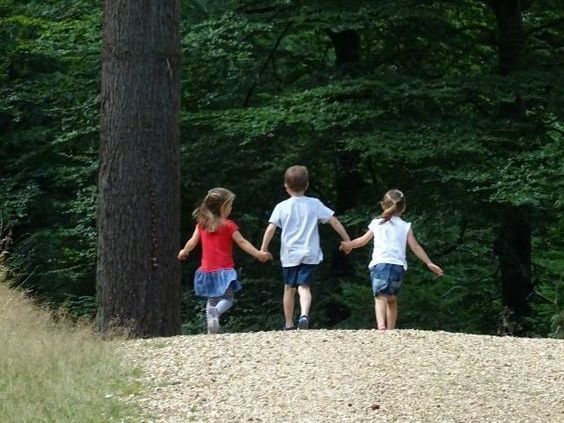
[
  {"x1": 370, "y1": 263, "x2": 405, "y2": 296},
  {"x1": 283, "y1": 264, "x2": 317, "y2": 287}
]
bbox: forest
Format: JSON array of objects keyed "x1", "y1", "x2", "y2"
[{"x1": 1, "y1": 0, "x2": 562, "y2": 337}]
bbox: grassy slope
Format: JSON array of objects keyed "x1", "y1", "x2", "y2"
[{"x1": 0, "y1": 270, "x2": 140, "y2": 422}]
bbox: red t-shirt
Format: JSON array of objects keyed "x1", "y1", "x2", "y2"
[{"x1": 198, "y1": 219, "x2": 238, "y2": 271}]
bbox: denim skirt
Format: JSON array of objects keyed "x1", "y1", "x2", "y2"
[
  {"x1": 194, "y1": 268, "x2": 242, "y2": 298},
  {"x1": 370, "y1": 263, "x2": 405, "y2": 296}
]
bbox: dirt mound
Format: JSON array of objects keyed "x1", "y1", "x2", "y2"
[{"x1": 123, "y1": 329, "x2": 564, "y2": 422}]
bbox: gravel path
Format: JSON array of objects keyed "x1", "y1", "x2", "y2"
[{"x1": 122, "y1": 329, "x2": 564, "y2": 422}]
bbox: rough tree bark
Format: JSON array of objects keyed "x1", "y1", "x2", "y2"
[{"x1": 96, "y1": 0, "x2": 181, "y2": 337}]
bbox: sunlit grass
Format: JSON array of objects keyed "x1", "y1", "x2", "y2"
[{"x1": 0, "y1": 271, "x2": 141, "y2": 422}]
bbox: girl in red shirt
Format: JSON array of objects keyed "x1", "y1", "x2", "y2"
[{"x1": 178, "y1": 188, "x2": 271, "y2": 334}]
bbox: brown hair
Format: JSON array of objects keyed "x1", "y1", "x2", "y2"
[
  {"x1": 193, "y1": 187, "x2": 235, "y2": 232},
  {"x1": 379, "y1": 189, "x2": 406, "y2": 224},
  {"x1": 284, "y1": 165, "x2": 309, "y2": 192}
]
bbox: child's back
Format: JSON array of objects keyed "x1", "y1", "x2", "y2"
[
  {"x1": 368, "y1": 216, "x2": 411, "y2": 270},
  {"x1": 270, "y1": 196, "x2": 333, "y2": 267},
  {"x1": 178, "y1": 187, "x2": 272, "y2": 334},
  {"x1": 261, "y1": 165, "x2": 350, "y2": 330},
  {"x1": 340, "y1": 189, "x2": 443, "y2": 330}
]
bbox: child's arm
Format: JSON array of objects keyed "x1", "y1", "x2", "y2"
[
  {"x1": 407, "y1": 228, "x2": 444, "y2": 276},
  {"x1": 178, "y1": 227, "x2": 200, "y2": 261},
  {"x1": 327, "y1": 216, "x2": 351, "y2": 242},
  {"x1": 340, "y1": 230, "x2": 373, "y2": 254},
  {"x1": 260, "y1": 223, "x2": 278, "y2": 252},
  {"x1": 233, "y1": 231, "x2": 273, "y2": 262}
]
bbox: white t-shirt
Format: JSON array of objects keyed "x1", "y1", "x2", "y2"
[
  {"x1": 368, "y1": 216, "x2": 412, "y2": 270},
  {"x1": 269, "y1": 196, "x2": 334, "y2": 267}
]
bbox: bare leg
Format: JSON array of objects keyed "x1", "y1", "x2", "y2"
[
  {"x1": 297, "y1": 284, "x2": 312, "y2": 317},
  {"x1": 375, "y1": 295, "x2": 387, "y2": 330},
  {"x1": 283, "y1": 285, "x2": 296, "y2": 328},
  {"x1": 386, "y1": 295, "x2": 398, "y2": 329}
]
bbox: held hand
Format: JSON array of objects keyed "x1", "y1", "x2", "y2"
[
  {"x1": 340, "y1": 241, "x2": 353, "y2": 255},
  {"x1": 427, "y1": 262, "x2": 444, "y2": 277},
  {"x1": 177, "y1": 249, "x2": 189, "y2": 261},
  {"x1": 257, "y1": 250, "x2": 273, "y2": 263}
]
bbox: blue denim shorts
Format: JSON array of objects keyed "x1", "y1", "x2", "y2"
[
  {"x1": 282, "y1": 264, "x2": 317, "y2": 287},
  {"x1": 370, "y1": 263, "x2": 405, "y2": 296}
]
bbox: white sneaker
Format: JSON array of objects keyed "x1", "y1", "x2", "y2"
[{"x1": 207, "y1": 307, "x2": 219, "y2": 334}]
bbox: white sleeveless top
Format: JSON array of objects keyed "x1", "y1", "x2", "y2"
[{"x1": 367, "y1": 216, "x2": 411, "y2": 270}]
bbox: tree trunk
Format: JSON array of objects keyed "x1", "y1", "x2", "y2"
[
  {"x1": 489, "y1": 0, "x2": 533, "y2": 332},
  {"x1": 326, "y1": 29, "x2": 364, "y2": 215},
  {"x1": 491, "y1": 0, "x2": 526, "y2": 75},
  {"x1": 495, "y1": 206, "x2": 533, "y2": 317},
  {"x1": 97, "y1": 0, "x2": 181, "y2": 337},
  {"x1": 325, "y1": 29, "x2": 364, "y2": 283},
  {"x1": 326, "y1": 29, "x2": 361, "y2": 73}
]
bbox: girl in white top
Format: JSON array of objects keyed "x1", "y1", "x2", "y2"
[{"x1": 340, "y1": 189, "x2": 444, "y2": 330}]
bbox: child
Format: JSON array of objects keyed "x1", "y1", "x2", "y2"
[
  {"x1": 340, "y1": 189, "x2": 444, "y2": 330},
  {"x1": 261, "y1": 165, "x2": 350, "y2": 330},
  {"x1": 178, "y1": 187, "x2": 272, "y2": 334}
]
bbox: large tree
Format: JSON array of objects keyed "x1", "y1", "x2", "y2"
[
  {"x1": 96, "y1": 0, "x2": 182, "y2": 336},
  {"x1": 488, "y1": 0, "x2": 533, "y2": 329}
]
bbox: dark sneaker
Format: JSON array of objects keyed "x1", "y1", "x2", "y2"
[
  {"x1": 298, "y1": 315, "x2": 309, "y2": 330},
  {"x1": 281, "y1": 325, "x2": 296, "y2": 331}
]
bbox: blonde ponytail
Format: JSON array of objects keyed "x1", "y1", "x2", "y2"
[
  {"x1": 192, "y1": 188, "x2": 235, "y2": 232},
  {"x1": 379, "y1": 189, "x2": 406, "y2": 224}
]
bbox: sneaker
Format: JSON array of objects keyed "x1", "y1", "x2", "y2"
[
  {"x1": 207, "y1": 307, "x2": 219, "y2": 334},
  {"x1": 298, "y1": 315, "x2": 309, "y2": 330},
  {"x1": 281, "y1": 325, "x2": 296, "y2": 331}
]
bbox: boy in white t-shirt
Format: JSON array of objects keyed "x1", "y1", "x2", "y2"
[{"x1": 261, "y1": 165, "x2": 350, "y2": 330}]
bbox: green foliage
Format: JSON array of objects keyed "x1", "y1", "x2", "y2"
[
  {"x1": 1, "y1": 0, "x2": 563, "y2": 336},
  {"x1": 1, "y1": 0, "x2": 100, "y2": 304},
  {"x1": 529, "y1": 220, "x2": 564, "y2": 338}
]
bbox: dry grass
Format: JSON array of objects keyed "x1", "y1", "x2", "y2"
[{"x1": 0, "y1": 274, "x2": 140, "y2": 422}]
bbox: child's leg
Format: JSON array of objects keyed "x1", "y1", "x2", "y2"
[
  {"x1": 385, "y1": 295, "x2": 398, "y2": 329},
  {"x1": 215, "y1": 289, "x2": 234, "y2": 316},
  {"x1": 206, "y1": 297, "x2": 218, "y2": 317},
  {"x1": 205, "y1": 290, "x2": 234, "y2": 335},
  {"x1": 206, "y1": 297, "x2": 220, "y2": 334},
  {"x1": 374, "y1": 295, "x2": 387, "y2": 330},
  {"x1": 283, "y1": 285, "x2": 296, "y2": 328},
  {"x1": 297, "y1": 284, "x2": 312, "y2": 317}
]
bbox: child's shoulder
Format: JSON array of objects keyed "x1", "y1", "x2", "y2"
[
  {"x1": 220, "y1": 218, "x2": 239, "y2": 232},
  {"x1": 300, "y1": 195, "x2": 329, "y2": 205},
  {"x1": 368, "y1": 216, "x2": 411, "y2": 227},
  {"x1": 395, "y1": 216, "x2": 411, "y2": 225},
  {"x1": 368, "y1": 217, "x2": 382, "y2": 228},
  {"x1": 302, "y1": 196, "x2": 332, "y2": 212},
  {"x1": 302, "y1": 195, "x2": 322, "y2": 203},
  {"x1": 278, "y1": 195, "x2": 318, "y2": 205}
]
